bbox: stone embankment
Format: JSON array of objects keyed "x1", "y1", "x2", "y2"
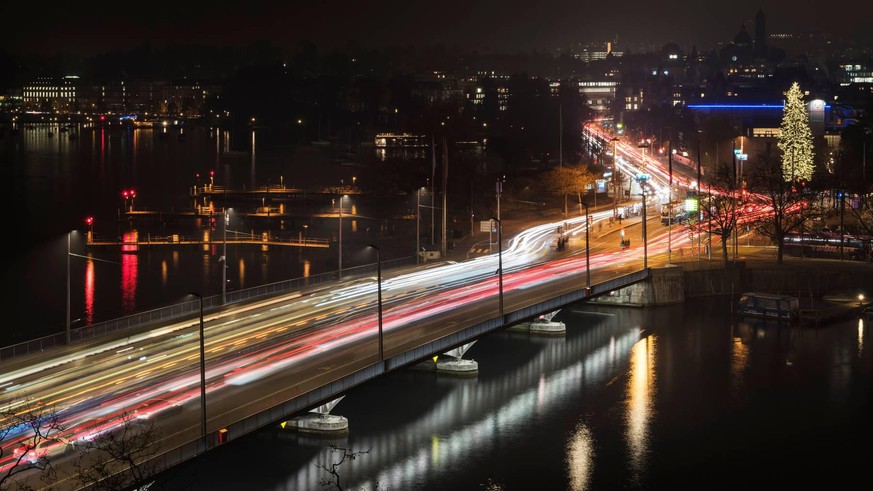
[{"x1": 587, "y1": 256, "x2": 873, "y2": 308}]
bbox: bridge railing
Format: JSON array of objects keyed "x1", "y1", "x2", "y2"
[{"x1": 0, "y1": 255, "x2": 416, "y2": 362}]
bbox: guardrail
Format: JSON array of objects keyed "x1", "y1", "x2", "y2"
[{"x1": 0, "y1": 256, "x2": 415, "y2": 362}]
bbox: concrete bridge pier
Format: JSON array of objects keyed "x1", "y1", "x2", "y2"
[
  {"x1": 436, "y1": 341, "x2": 479, "y2": 376},
  {"x1": 411, "y1": 342, "x2": 479, "y2": 375},
  {"x1": 286, "y1": 396, "x2": 349, "y2": 436},
  {"x1": 508, "y1": 310, "x2": 566, "y2": 334},
  {"x1": 529, "y1": 310, "x2": 566, "y2": 334}
]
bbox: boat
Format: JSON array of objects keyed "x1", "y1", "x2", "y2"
[
  {"x1": 821, "y1": 290, "x2": 867, "y2": 304},
  {"x1": 736, "y1": 292, "x2": 799, "y2": 322}
]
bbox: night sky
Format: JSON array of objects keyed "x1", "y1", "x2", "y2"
[{"x1": 5, "y1": 0, "x2": 873, "y2": 56}]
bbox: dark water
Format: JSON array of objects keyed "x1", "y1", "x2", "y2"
[
  {"x1": 1, "y1": 123, "x2": 416, "y2": 345},
  {"x1": 156, "y1": 297, "x2": 873, "y2": 490}
]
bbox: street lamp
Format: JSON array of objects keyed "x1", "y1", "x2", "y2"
[
  {"x1": 636, "y1": 174, "x2": 649, "y2": 270},
  {"x1": 667, "y1": 139, "x2": 673, "y2": 265},
  {"x1": 221, "y1": 209, "x2": 230, "y2": 304},
  {"x1": 188, "y1": 292, "x2": 208, "y2": 453},
  {"x1": 611, "y1": 137, "x2": 620, "y2": 219},
  {"x1": 582, "y1": 201, "x2": 591, "y2": 291},
  {"x1": 367, "y1": 245, "x2": 383, "y2": 361},
  {"x1": 66, "y1": 231, "x2": 73, "y2": 344},
  {"x1": 336, "y1": 195, "x2": 347, "y2": 279},
  {"x1": 490, "y1": 217, "x2": 504, "y2": 318}
]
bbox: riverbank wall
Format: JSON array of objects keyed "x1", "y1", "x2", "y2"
[{"x1": 587, "y1": 257, "x2": 873, "y2": 307}]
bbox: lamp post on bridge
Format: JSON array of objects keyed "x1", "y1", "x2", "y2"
[
  {"x1": 221, "y1": 209, "x2": 230, "y2": 304},
  {"x1": 367, "y1": 245, "x2": 383, "y2": 361},
  {"x1": 490, "y1": 217, "x2": 504, "y2": 318},
  {"x1": 188, "y1": 292, "x2": 208, "y2": 453},
  {"x1": 582, "y1": 200, "x2": 591, "y2": 293},
  {"x1": 66, "y1": 230, "x2": 73, "y2": 344}
]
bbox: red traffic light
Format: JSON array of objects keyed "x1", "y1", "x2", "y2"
[{"x1": 85, "y1": 217, "x2": 93, "y2": 225}]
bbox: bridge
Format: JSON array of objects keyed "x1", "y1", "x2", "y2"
[{"x1": 0, "y1": 246, "x2": 652, "y2": 490}]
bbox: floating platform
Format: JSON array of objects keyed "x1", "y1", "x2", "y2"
[{"x1": 800, "y1": 301, "x2": 869, "y2": 327}]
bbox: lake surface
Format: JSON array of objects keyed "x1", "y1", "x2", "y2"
[
  {"x1": 1, "y1": 123, "x2": 417, "y2": 345},
  {"x1": 154, "y1": 297, "x2": 873, "y2": 490}
]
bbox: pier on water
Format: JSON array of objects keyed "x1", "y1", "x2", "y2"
[
  {"x1": 105, "y1": 182, "x2": 367, "y2": 250},
  {"x1": 86, "y1": 230, "x2": 330, "y2": 250}
]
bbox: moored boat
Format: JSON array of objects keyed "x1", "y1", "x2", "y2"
[{"x1": 736, "y1": 292, "x2": 799, "y2": 322}]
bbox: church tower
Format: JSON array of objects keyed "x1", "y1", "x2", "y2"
[{"x1": 754, "y1": 8, "x2": 767, "y2": 58}]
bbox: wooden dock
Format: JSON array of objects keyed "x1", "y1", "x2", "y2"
[
  {"x1": 799, "y1": 301, "x2": 869, "y2": 327},
  {"x1": 86, "y1": 233, "x2": 330, "y2": 250}
]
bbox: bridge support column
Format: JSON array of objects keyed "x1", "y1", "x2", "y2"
[
  {"x1": 285, "y1": 396, "x2": 349, "y2": 435},
  {"x1": 435, "y1": 357, "x2": 478, "y2": 375},
  {"x1": 290, "y1": 413, "x2": 349, "y2": 436},
  {"x1": 508, "y1": 310, "x2": 566, "y2": 335}
]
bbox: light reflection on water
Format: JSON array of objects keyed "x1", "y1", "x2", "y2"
[
  {"x1": 349, "y1": 331, "x2": 639, "y2": 490},
  {"x1": 159, "y1": 298, "x2": 873, "y2": 490},
  {"x1": 239, "y1": 311, "x2": 642, "y2": 491},
  {"x1": 2, "y1": 124, "x2": 400, "y2": 344},
  {"x1": 566, "y1": 422, "x2": 594, "y2": 491},
  {"x1": 625, "y1": 336, "x2": 654, "y2": 484}
]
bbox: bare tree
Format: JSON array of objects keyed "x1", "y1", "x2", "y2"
[
  {"x1": 70, "y1": 412, "x2": 161, "y2": 491},
  {"x1": 0, "y1": 398, "x2": 66, "y2": 491},
  {"x1": 317, "y1": 444, "x2": 372, "y2": 491},
  {"x1": 702, "y1": 163, "x2": 742, "y2": 266},
  {"x1": 748, "y1": 154, "x2": 817, "y2": 263},
  {"x1": 848, "y1": 192, "x2": 873, "y2": 240}
]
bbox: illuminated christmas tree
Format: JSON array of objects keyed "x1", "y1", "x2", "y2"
[{"x1": 777, "y1": 82, "x2": 815, "y2": 181}]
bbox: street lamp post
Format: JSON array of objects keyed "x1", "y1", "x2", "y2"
[
  {"x1": 611, "y1": 137, "x2": 620, "y2": 219},
  {"x1": 367, "y1": 245, "x2": 384, "y2": 361},
  {"x1": 636, "y1": 175, "x2": 649, "y2": 270},
  {"x1": 582, "y1": 201, "x2": 591, "y2": 291},
  {"x1": 336, "y1": 195, "x2": 346, "y2": 279},
  {"x1": 667, "y1": 140, "x2": 673, "y2": 265},
  {"x1": 416, "y1": 188, "x2": 421, "y2": 264},
  {"x1": 637, "y1": 138, "x2": 652, "y2": 271},
  {"x1": 188, "y1": 292, "x2": 208, "y2": 453},
  {"x1": 490, "y1": 217, "x2": 504, "y2": 318},
  {"x1": 66, "y1": 231, "x2": 72, "y2": 344},
  {"x1": 221, "y1": 209, "x2": 229, "y2": 304}
]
